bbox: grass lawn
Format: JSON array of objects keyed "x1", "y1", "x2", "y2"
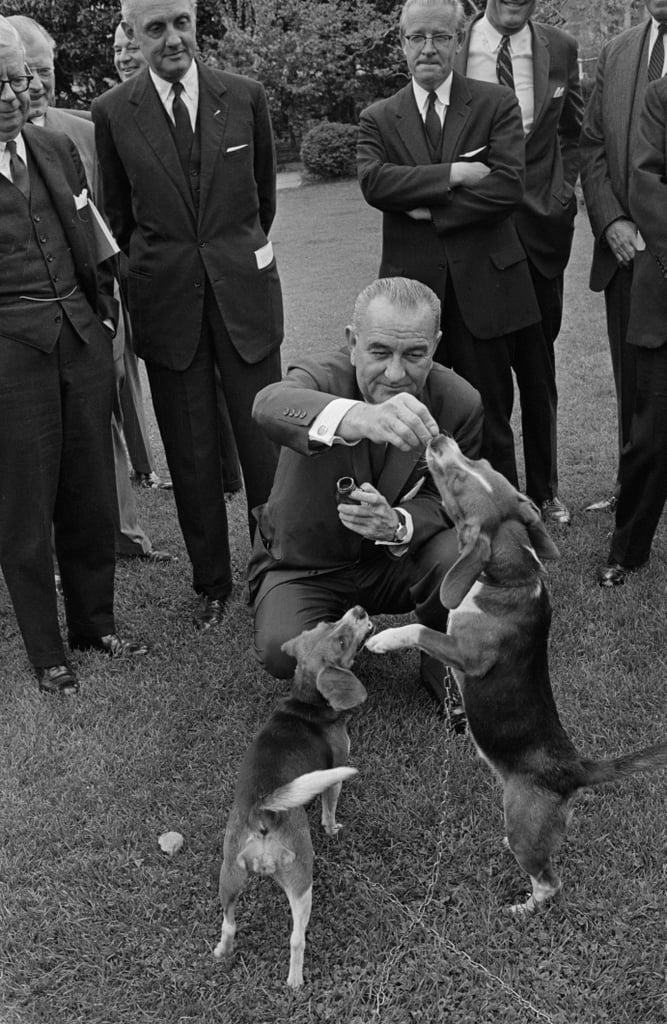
[{"x1": 1, "y1": 179, "x2": 666, "y2": 1024}]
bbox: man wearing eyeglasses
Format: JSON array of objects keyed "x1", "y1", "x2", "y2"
[
  {"x1": 0, "y1": 17, "x2": 148, "y2": 695},
  {"x1": 358, "y1": 0, "x2": 540, "y2": 497}
]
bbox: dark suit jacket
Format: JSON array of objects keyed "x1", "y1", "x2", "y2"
[
  {"x1": 0, "y1": 125, "x2": 116, "y2": 350},
  {"x1": 91, "y1": 60, "x2": 283, "y2": 370},
  {"x1": 580, "y1": 21, "x2": 653, "y2": 292},
  {"x1": 357, "y1": 72, "x2": 539, "y2": 339},
  {"x1": 626, "y1": 79, "x2": 667, "y2": 349},
  {"x1": 456, "y1": 17, "x2": 583, "y2": 279},
  {"x1": 247, "y1": 349, "x2": 483, "y2": 593}
]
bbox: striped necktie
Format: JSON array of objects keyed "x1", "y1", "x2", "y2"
[
  {"x1": 648, "y1": 23, "x2": 667, "y2": 82},
  {"x1": 6, "y1": 139, "x2": 30, "y2": 201},
  {"x1": 496, "y1": 34, "x2": 515, "y2": 91},
  {"x1": 424, "y1": 90, "x2": 442, "y2": 152}
]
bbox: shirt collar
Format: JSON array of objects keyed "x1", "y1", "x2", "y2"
[
  {"x1": 412, "y1": 73, "x2": 453, "y2": 113},
  {"x1": 149, "y1": 58, "x2": 198, "y2": 103},
  {"x1": 0, "y1": 132, "x2": 27, "y2": 161},
  {"x1": 481, "y1": 14, "x2": 532, "y2": 54}
]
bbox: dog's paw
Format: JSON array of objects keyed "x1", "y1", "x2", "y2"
[
  {"x1": 323, "y1": 820, "x2": 343, "y2": 837},
  {"x1": 365, "y1": 628, "x2": 407, "y2": 654},
  {"x1": 213, "y1": 931, "x2": 235, "y2": 958}
]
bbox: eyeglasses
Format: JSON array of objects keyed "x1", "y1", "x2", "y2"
[
  {"x1": 404, "y1": 32, "x2": 455, "y2": 49},
  {"x1": 0, "y1": 65, "x2": 34, "y2": 94}
]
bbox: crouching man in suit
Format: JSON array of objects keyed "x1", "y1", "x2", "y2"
[
  {"x1": 0, "y1": 17, "x2": 148, "y2": 695},
  {"x1": 248, "y1": 278, "x2": 483, "y2": 716}
]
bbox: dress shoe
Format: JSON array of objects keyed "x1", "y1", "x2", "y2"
[
  {"x1": 192, "y1": 595, "x2": 228, "y2": 631},
  {"x1": 541, "y1": 497, "x2": 571, "y2": 526},
  {"x1": 131, "y1": 471, "x2": 173, "y2": 490},
  {"x1": 69, "y1": 633, "x2": 151, "y2": 657},
  {"x1": 597, "y1": 562, "x2": 643, "y2": 588},
  {"x1": 118, "y1": 547, "x2": 173, "y2": 564},
  {"x1": 419, "y1": 654, "x2": 466, "y2": 734},
  {"x1": 34, "y1": 663, "x2": 79, "y2": 696},
  {"x1": 585, "y1": 495, "x2": 618, "y2": 513}
]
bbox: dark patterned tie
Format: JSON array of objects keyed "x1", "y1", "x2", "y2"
[
  {"x1": 496, "y1": 34, "x2": 515, "y2": 91},
  {"x1": 6, "y1": 139, "x2": 30, "y2": 201},
  {"x1": 648, "y1": 23, "x2": 667, "y2": 82},
  {"x1": 171, "y1": 80, "x2": 193, "y2": 168},
  {"x1": 424, "y1": 90, "x2": 442, "y2": 152}
]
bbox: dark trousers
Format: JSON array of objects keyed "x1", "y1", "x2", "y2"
[
  {"x1": 609, "y1": 342, "x2": 667, "y2": 568},
  {"x1": 604, "y1": 265, "x2": 638, "y2": 490},
  {"x1": 0, "y1": 318, "x2": 117, "y2": 667},
  {"x1": 146, "y1": 286, "x2": 281, "y2": 600},
  {"x1": 253, "y1": 529, "x2": 458, "y2": 678}
]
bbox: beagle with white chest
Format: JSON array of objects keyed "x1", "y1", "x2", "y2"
[
  {"x1": 367, "y1": 434, "x2": 667, "y2": 913},
  {"x1": 214, "y1": 606, "x2": 372, "y2": 987}
]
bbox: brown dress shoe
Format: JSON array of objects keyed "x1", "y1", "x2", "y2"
[
  {"x1": 597, "y1": 562, "x2": 644, "y2": 588},
  {"x1": 69, "y1": 633, "x2": 150, "y2": 657},
  {"x1": 34, "y1": 663, "x2": 79, "y2": 695}
]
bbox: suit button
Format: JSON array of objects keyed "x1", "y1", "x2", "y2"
[
  {"x1": 199, "y1": 241, "x2": 206, "y2": 248},
  {"x1": 33, "y1": 215, "x2": 40, "y2": 222},
  {"x1": 190, "y1": 169, "x2": 199, "y2": 177},
  {"x1": 54, "y1": 314, "x2": 62, "y2": 323},
  {"x1": 40, "y1": 236, "x2": 47, "y2": 243},
  {"x1": 47, "y1": 255, "x2": 54, "y2": 262},
  {"x1": 193, "y1": 280, "x2": 202, "y2": 288}
]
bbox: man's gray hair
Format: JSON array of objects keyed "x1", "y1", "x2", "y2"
[
  {"x1": 5, "y1": 14, "x2": 55, "y2": 54},
  {"x1": 0, "y1": 15, "x2": 26, "y2": 58},
  {"x1": 399, "y1": 0, "x2": 466, "y2": 38},
  {"x1": 352, "y1": 277, "x2": 441, "y2": 335}
]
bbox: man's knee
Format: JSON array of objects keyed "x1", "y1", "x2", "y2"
[{"x1": 253, "y1": 628, "x2": 295, "y2": 680}]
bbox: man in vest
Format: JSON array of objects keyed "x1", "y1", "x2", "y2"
[
  {"x1": 0, "y1": 17, "x2": 148, "y2": 695},
  {"x1": 92, "y1": 0, "x2": 284, "y2": 631}
]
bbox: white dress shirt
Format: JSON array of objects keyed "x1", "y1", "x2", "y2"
[
  {"x1": 466, "y1": 16, "x2": 534, "y2": 134},
  {"x1": 149, "y1": 59, "x2": 199, "y2": 130},
  {"x1": 411, "y1": 74, "x2": 453, "y2": 128}
]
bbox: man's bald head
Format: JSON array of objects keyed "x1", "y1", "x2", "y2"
[
  {"x1": 6, "y1": 14, "x2": 56, "y2": 120},
  {"x1": 0, "y1": 16, "x2": 30, "y2": 141}
]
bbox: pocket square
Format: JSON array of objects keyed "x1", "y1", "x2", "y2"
[
  {"x1": 73, "y1": 188, "x2": 88, "y2": 210},
  {"x1": 553, "y1": 86, "x2": 565, "y2": 99},
  {"x1": 226, "y1": 144, "x2": 248, "y2": 153},
  {"x1": 458, "y1": 146, "x2": 487, "y2": 160}
]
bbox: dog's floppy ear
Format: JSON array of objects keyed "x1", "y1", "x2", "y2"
[
  {"x1": 516, "y1": 495, "x2": 560, "y2": 560},
  {"x1": 440, "y1": 521, "x2": 491, "y2": 609},
  {"x1": 316, "y1": 666, "x2": 368, "y2": 710}
]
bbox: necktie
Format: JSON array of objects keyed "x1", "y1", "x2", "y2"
[
  {"x1": 424, "y1": 90, "x2": 442, "y2": 152},
  {"x1": 6, "y1": 139, "x2": 30, "y2": 201},
  {"x1": 496, "y1": 34, "x2": 515, "y2": 91},
  {"x1": 171, "y1": 81, "x2": 193, "y2": 167},
  {"x1": 648, "y1": 23, "x2": 667, "y2": 82}
]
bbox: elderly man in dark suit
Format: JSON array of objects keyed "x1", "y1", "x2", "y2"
[
  {"x1": 596, "y1": 78, "x2": 667, "y2": 585},
  {"x1": 249, "y1": 277, "x2": 482, "y2": 719},
  {"x1": 455, "y1": 0, "x2": 583, "y2": 527},
  {"x1": 580, "y1": 1, "x2": 667, "y2": 519},
  {"x1": 0, "y1": 17, "x2": 147, "y2": 694},
  {"x1": 357, "y1": 0, "x2": 539, "y2": 502},
  {"x1": 92, "y1": 0, "x2": 284, "y2": 631}
]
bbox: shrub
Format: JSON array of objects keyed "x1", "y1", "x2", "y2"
[{"x1": 300, "y1": 122, "x2": 359, "y2": 179}]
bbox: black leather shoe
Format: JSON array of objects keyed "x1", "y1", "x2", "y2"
[
  {"x1": 597, "y1": 562, "x2": 642, "y2": 588},
  {"x1": 34, "y1": 663, "x2": 79, "y2": 695},
  {"x1": 541, "y1": 497, "x2": 571, "y2": 526},
  {"x1": 419, "y1": 655, "x2": 466, "y2": 733},
  {"x1": 192, "y1": 595, "x2": 228, "y2": 631},
  {"x1": 118, "y1": 548, "x2": 173, "y2": 564},
  {"x1": 69, "y1": 633, "x2": 150, "y2": 657}
]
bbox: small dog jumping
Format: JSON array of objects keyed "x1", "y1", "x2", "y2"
[
  {"x1": 367, "y1": 434, "x2": 667, "y2": 913},
  {"x1": 214, "y1": 606, "x2": 372, "y2": 987}
]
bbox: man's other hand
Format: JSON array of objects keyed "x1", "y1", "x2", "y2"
[{"x1": 337, "y1": 483, "x2": 399, "y2": 541}]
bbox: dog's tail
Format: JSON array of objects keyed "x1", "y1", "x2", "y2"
[
  {"x1": 579, "y1": 741, "x2": 667, "y2": 787},
  {"x1": 260, "y1": 767, "x2": 358, "y2": 813}
]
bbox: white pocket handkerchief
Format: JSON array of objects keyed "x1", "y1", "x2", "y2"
[
  {"x1": 458, "y1": 146, "x2": 486, "y2": 159},
  {"x1": 73, "y1": 188, "x2": 88, "y2": 210},
  {"x1": 254, "y1": 240, "x2": 274, "y2": 270},
  {"x1": 226, "y1": 143, "x2": 248, "y2": 153},
  {"x1": 553, "y1": 86, "x2": 565, "y2": 99}
]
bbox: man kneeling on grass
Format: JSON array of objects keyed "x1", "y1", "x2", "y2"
[{"x1": 248, "y1": 277, "x2": 483, "y2": 723}]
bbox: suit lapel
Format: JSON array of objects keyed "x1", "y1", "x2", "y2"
[
  {"x1": 529, "y1": 24, "x2": 550, "y2": 137},
  {"x1": 440, "y1": 73, "x2": 472, "y2": 163},
  {"x1": 377, "y1": 446, "x2": 424, "y2": 506},
  {"x1": 394, "y1": 84, "x2": 432, "y2": 166},
  {"x1": 196, "y1": 62, "x2": 228, "y2": 216},
  {"x1": 625, "y1": 24, "x2": 653, "y2": 181},
  {"x1": 129, "y1": 70, "x2": 196, "y2": 217}
]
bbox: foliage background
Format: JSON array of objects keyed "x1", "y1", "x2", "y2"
[{"x1": 0, "y1": 0, "x2": 653, "y2": 150}]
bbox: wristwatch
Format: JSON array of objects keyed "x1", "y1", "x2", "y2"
[{"x1": 391, "y1": 508, "x2": 409, "y2": 544}]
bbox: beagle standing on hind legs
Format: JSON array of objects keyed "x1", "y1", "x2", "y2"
[
  {"x1": 367, "y1": 434, "x2": 667, "y2": 913},
  {"x1": 214, "y1": 606, "x2": 372, "y2": 988}
]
